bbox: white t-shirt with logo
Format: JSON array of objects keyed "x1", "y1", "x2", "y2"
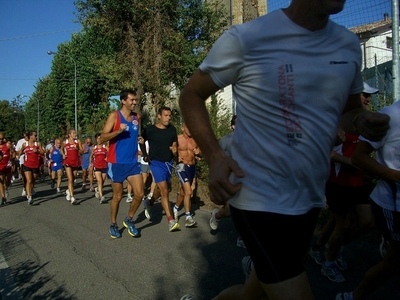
[{"x1": 200, "y1": 9, "x2": 363, "y2": 215}]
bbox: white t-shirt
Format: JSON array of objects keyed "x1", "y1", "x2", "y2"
[
  {"x1": 15, "y1": 138, "x2": 26, "y2": 152},
  {"x1": 15, "y1": 138, "x2": 27, "y2": 164},
  {"x1": 360, "y1": 100, "x2": 400, "y2": 212},
  {"x1": 200, "y1": 9, "x2": 363, "y2": 215},
  {"x1": 219, "y1": 132, "x2": 234, "y2": 157}
]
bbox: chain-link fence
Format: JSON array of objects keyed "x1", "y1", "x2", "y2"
[{"x1": 267, "y1": 0, "x2": 395, "y2": 111}]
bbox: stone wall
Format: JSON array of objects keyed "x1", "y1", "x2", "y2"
[{"x1": 212, "y1": 0, "x2": 267, "y2": 25}]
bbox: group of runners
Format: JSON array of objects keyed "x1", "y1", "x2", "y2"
[
  {"x1": 99, "y1": 89, "x2": 202, "y2": 238},
  {"x1": 0, "y1": 129, "x2": 109, "y2": 206},
  {"x1": 0, "y1": 88, "x2": 202, "y2": 240}
]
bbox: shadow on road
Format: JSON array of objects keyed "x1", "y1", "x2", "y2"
[{"x1": 0, "y1": 230, "x2": 77, "y2": 300}]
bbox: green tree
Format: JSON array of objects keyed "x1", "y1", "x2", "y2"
[
  {"x1": 75, "y1": 0, "x2": 228, "y2": 120},
  {"x1": 0, "y1": 100, "x2": 25, "y2": 141},
  {"x1": 29, "y1": 0, "x2": 228, "y2": 142},
  {"x1": 29, "y1": 32, "x2": 118, "y2": 140},
  {"x1": 194, "y1": 94, "x2": 232, "y2": 181}
]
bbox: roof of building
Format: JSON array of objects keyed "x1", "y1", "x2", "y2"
[{"x1": 350, "y1": 16, "x2": 392, "y2": 34}]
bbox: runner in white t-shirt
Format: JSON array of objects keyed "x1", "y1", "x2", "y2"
[
  {"x1": 179, "y1": 1, "x2": 390, "y2": 299},
  {"x1": 337, "y1": 100, "x2": 400, "y2": 300},
  {"x1": 15, "y1": 131, "x2": 29, "y2": 196}
]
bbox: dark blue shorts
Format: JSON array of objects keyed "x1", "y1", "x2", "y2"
[
  {"x1": 108, "y1": 163, "x2": 141, "y2": 183},
  {"x1": 150, "y1": 160, "x2": 173, "y2": 183},
  {"x1": 176, "y1": 164, "x2": 196, "y2": 185}
]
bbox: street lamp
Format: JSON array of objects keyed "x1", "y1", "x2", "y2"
[
  {"x1": 47, "y1": 50, "x2": 77, "y2": 134},
  {"x1": 37, "y1": 99, "x2": 40, "y2": 141}
]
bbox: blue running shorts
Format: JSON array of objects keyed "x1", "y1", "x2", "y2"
[
  {"x1": 108, "y1": 163, "x2": 141, "y2": 183},
  {"x1": 175, "y1": 164, "x2": 196, "y2": 185},
  {"x1": 51, "y1": 162, "x2": 63, "y2": 172},
  {"x1": 150, "y1": 160, "x2": 173, "y2": 183}
]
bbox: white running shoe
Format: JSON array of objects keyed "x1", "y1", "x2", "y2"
[
  {"x1": 66, "y1": 189, "x2": 71, "y2": 201},
  {"x1": 185, "y1": 216, "x2": 197, "y2": 227},
  {"x1": 321, "y1": 262, "x2": 345, "y2": 283},
  {"x1": 237, "y1": 237, "x2": 246, "y2": 249},
  {"x1": 126, "y1": 194, "x2": 133, "y2": 203},
  {"x1": 71, "y1": 197, "x2": 76, "y2": 205},
  {"x1": 143, "y1": 199, "x2": 152, "y2": 220},
  {"x1": 22, "y1": 189, "x2": 26, "y2": 196},
  {"x1": 168, "y1": 219, "x2": 180, "y2": 232},
  {"x1": 180, "y1": 295, "x2": 196, "y2": 300},
  {"x1": 210, "y1": 208, "x2": 220, "y2": 230},
  {"x1": 100, "y1": 196, "x2": 106, "y2": 204},
  {"x1": 241, "y1": 256, "x2": 254, "y2": 280},
  {"x1": 309, "y1": 248, "x2": 324, "y2": 265},
  {"x1": 94, "y1": 187, "x2": 100, "y2": 199}
]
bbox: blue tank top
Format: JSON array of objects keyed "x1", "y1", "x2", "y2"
[
  {"x1": 81, "y1": 144, "x2": 92, "y2": 166},
  {"x1": 108, "y1": 110, "x2": 139, "y2": 164},
  {"x1": 50, "y1": 147, "x2": 63, "y2": 164}
]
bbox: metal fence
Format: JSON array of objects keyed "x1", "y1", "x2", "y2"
[{"x1": 267, "y1": 0, "x2": 397, "y2": 111}]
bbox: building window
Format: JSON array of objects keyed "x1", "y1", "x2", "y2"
[{"x1": 386, "y1": 36, "x2": 392, "y2": 49}]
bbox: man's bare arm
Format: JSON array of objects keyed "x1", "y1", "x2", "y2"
[
  {"x1": 179, "y1": 69, "x2": 223, "y2": 162},
  {"x1": 352, "y1": 141, "x2": 400, "y2": 183},
  {"x1": 179, "y1": 69, "x2": 244, "y2": 205}
]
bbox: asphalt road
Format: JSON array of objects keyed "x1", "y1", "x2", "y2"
[{"x1": 0, "y1": 176, "x2": 399, "y2": 300}]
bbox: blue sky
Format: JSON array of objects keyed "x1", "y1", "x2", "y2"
[
  {"x1": 0, "y1": 0, "x2": 81, "y2": 103},
  {"x1": 0, "y1": 0, "x2": 392, "y2": 104}
]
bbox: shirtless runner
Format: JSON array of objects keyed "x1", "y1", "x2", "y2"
[{"x1": 173, "y1": 123, "x2": 201, "y2": 227}]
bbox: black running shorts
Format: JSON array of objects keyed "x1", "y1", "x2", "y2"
[
  {"x1": 230, "y1": 205, "x2": 320, "y2": 284},
  {"x1": 325, "y1": 182, "x2": 370, "y2": 214}
]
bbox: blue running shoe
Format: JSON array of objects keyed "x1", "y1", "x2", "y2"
[
  {"x1": 123, "y1": 217, "x2": 139, "y2": 237},
  {"x1": 109, "y1": 224, "x2": 121, "y2": 239}
]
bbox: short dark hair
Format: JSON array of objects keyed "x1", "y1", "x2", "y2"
[
  {"x1": 120, "y1": 88, "x2": 137, "y2": 101},
  {"x1": 95, "y1": 132, "x2": 101, "y2": 139},
  {"x1": 27, "y1": 130, "x2": 36, "y2": 137},
  {"x1": 157, "y1": 106, "x2": 171, "y2": 115}
]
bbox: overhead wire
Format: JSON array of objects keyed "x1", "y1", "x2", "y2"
[{"x1": 0, "y1": 28, "x2": 81, "y2": 42}]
